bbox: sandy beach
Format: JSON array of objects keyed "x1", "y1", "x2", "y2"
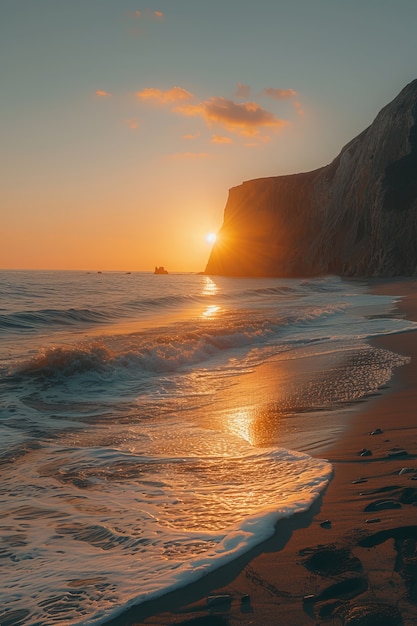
[{"x1": 108, "y1": 278, "x2": 417, "y2": 626}]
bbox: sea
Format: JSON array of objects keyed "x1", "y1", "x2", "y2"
[{"x1": 0, "y1": 270, "x2": 415, "y2": 626}]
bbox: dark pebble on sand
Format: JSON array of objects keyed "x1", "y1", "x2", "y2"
[
  {"x1": 370, "y1": 428, "x2": 383, "y2": 435},
  {"x1": 303, "y1": 594, "x2": 316, "y2": 603},
  {"x1": 359, "y1": 448, "x2": 372, "y2": 457},
  {"x1": 364, "y1": 499, "x2": 402, "y2": 512},
  {"x1": 303, "y1": 577, "x2": 367, "y2": 604},
  {"x1": 320, "y1": 520, "x2": 332, "y2": 529},
  {"x1": 386, "y1": 449, "x2": 408, "y2": 457},
  {"x1": 399, "y1": 467, "x2": 414, "y2": 475},
  {"x1": 206, "y1": 595, "x2": 232, "y2": 609}
]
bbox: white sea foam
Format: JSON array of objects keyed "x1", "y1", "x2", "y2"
[{"x1": 0, "y1": 436, "x2": 331, "y2": 626}]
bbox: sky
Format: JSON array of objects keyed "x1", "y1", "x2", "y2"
[{"x1": 2, "y1": 1, "x2": 417, "y2": 272}]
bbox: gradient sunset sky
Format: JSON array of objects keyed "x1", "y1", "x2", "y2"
[{"x1": 2, "y1": 1, "x2": 417, "y2": 272}]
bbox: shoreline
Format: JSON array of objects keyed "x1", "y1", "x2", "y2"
[{"x1": 106, "y1": 278, "x2": 417, "y2": 626}]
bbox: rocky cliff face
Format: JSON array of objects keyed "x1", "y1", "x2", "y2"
[{"x1": 205, "y1": 80, "x2": 417, "y2": 277}]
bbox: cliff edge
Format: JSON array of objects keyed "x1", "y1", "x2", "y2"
[{"x1": 205, "y1": 80, "x2": 417, "y2": 277}]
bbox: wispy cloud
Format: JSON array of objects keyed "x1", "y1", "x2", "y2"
[
  {"x1": 263, "y1": 87, "x2": 297, "y2": 99},
  {"x1": 129, "y1": 9, "x2": 164, "y2": 19},
  {"x1": 183, "y1": 132, "x2": 200, "y2": 140},
  {"x1": 95, "y1": 89, "x2": 112, "y2": 97},
  {"x1": 293, "y1": 101, "x2": 305, "y2": 116},
  {"x1": 176, "y1": 97, "x2": 287, "y2": 136},
  {"x1": 244, "y1": 135, "x2": 272, "y2": 147},
  {"x1": 211, "y1": 134, "x2": 233, "y2": 144},
  {"x1": 137, "y1": 86, "x2": 193, "y2": 105},
  {"x1": 235, "y1": 83, "x2": 251, "y2": 99}
]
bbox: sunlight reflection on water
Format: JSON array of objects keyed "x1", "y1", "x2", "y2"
[
  {"x1": 201, "y1": 276, "x2": 218, "y2": 296},
  {"x1": 202, "y1": 304, "x2": 221, "y2": 317}
]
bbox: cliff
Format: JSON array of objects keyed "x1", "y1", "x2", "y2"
[{"x1": 205, "y1": 79, "x2": 417, "y2": 277}]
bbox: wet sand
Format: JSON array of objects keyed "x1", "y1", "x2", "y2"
[{"x1": 109, "y1": 278, "x2": 417, "y2": 626}]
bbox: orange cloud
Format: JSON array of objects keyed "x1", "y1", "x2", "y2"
[
  {"x1": 235, "y1": 83, "x2": 251, "y2": 99},
  {"x1": 154, "y1": 10, "x2": 164, "y2": 17},
  {"x1": 95, "y1": 89, "x2": 112, "y2": 97},
  {"x1": 176, "y1": 97, "x2": 287, "y2": 136},
  {"x1": 211, "y1": 134, "x2": 233, "y2": 144},
  {"x1": 263, "y1": 87, "x2": 297, "y2": 99},
  {"x1": 183, "y1": 132, "x2": 200, "y2": 140},
  {"x1": 137, "y1": 86, "x2": 193, "y2": 105}
]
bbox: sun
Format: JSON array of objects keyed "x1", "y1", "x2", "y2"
[{"x1": 206, "y1": 232, "x2": 217, "y2": 244}]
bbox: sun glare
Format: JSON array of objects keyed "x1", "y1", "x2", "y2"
[{"x1": 206, "y1": 232, "x2": 217, "y2": 244}]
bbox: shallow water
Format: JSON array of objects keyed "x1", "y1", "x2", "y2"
[{"x1": 0, "y1": 270, "x2": 414, "y2": 625}]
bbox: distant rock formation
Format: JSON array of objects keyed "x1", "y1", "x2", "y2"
[{"x1": 205, "y1": 80, "x2": 417, "y2": 277}]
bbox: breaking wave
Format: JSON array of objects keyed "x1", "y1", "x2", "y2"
[{"x1": 10, "y1": 303, "x2": 348, "y2": 380}]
